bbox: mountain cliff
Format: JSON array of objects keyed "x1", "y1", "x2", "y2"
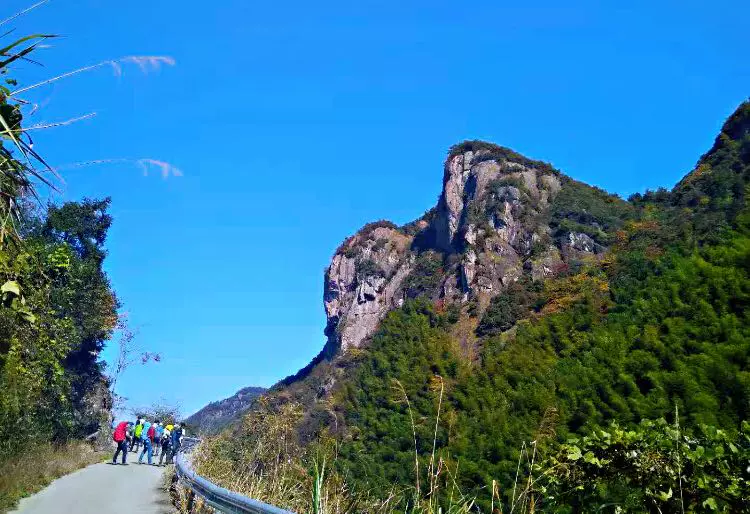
[
  {"x1": 200, "y1": 100, "x2": 750, "y2": 512},
  {"x1": 323, "y1": 141, "x2": 631, "y2": 356}
]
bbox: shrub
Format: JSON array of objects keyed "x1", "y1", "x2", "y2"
[
  {"x1": 447, "y1": 140, "x2": 560, "y2": 177},
  {"x1": 402, "y1": 251, "x2": 444, "y2": 299},
  {"x1": 549, "y1": 178, "x2": 635, "y2": 244},
  {"x1": 356, "y1": 258, "x2": 385, "y2": 279},
  {"x1": 476, "y1": 281, "x2": 536, "y2": 336},
  {"x1": 540, "y1": 418, "x2": 750, "y2": 512}
]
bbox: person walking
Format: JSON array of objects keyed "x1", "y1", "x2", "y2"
[
  {"x1": 138, "y1": 420, "x2": 153, "y2": 465},
  {"x1": 131, "y1": 418, "x2": 143, "y2": 451},
  {"x1": 153, "y1": 422, "x2": 164, "y2": 458},
  {"x1": 166, "y1": 423, "x2": 183, "y2": 464},
  {"x1": 158, "y1": 425, "x2": 172, "y2": 466},
  {"x1": 112, "y1": 421, "x2": 133, "y2": 465}
]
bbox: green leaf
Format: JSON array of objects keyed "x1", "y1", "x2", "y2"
[
  {"x1": 656, "y1": 488, "x2": 673, "y2": 501},
  {"x1": 583, "y1": 451, "x2": 599, "y2": 465},
  {"x1": 703, "y1": 498, "x2": 718, "y2": 510},
  {"x1": 1, "y1": 280, "x2": 20, "y2": 295},
  {"x1": 566, "y1": 446, "x2": 582, "y2": 461}
]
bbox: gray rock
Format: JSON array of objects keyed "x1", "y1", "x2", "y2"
[
  {"x1": 567, "y1": 232, "x2": 596, "y2": 253},
  {"x1": 322, "y1": 143, "x2": 604, "y2": 358},
  {"x1": 324, "y1": 227, "x2": 414, "y2": 351}
]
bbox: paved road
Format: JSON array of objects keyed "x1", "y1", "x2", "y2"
[{"x1": 11, "y1": 457, "x2": 173, "y2": 514}]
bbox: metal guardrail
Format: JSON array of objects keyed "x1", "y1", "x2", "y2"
[{"x1": 174, "y1": 437, "x2": 294, "y2": 514}]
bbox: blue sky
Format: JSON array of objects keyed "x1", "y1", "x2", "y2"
[{"x1": 10, "y1": 0, "x2": 749, "y2": 417}]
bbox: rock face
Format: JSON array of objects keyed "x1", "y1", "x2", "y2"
[
  {"x1": 323, "y1": 141, "x2": 623, "y2": 355},
  {"x1": 432, "y1": 148, "x2": 563, "y2": 303},
  {"x1": 324, "y1": 224, "x2": 413, "y2": 351}
]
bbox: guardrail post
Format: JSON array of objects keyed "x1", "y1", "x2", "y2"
[{"x1": 187, "y1": 489, "x2": 196, "y2": 513}]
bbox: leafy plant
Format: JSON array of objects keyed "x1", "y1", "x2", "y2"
[
  {"x1": 540, "y1": 418, "x2": 750, "y2": 512},
  {"x1": 402, "y1": 251, "x2": 444, "y2": 299}
]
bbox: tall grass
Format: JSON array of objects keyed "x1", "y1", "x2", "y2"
[
  {"x1": 185, "y1": 384, "x2": 547, "y2": 514},
  {"x1": 0, "y1": 441, "x2": 103, "y2": 512}
]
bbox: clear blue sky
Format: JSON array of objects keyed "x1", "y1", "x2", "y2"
[{"x1": 10, "y1": 0, "x2": 749, "y2": 418}]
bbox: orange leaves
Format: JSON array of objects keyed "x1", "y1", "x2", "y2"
[{"x1": 540, "y1": 273, "x2": 610, "y2": 315}]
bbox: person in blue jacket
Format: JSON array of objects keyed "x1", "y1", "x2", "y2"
[
  {"x1": 137, "y1": 420, "x2": 153, "y2": 465},
  {"x1": 153, "y1": 422, "x2": 164, "y2": 458},
  {"x1": 166, "y1": 423, "x2": 184, "y2": 464}
]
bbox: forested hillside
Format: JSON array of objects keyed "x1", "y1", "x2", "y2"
[
  {"x1": 185, "y1": 385, "x2": 266, "y2": 434},
  {"x1": 196, "y1": 101, "x2": 750, "y2": 512},
  {"x1": 333, "y1": 101, "x2": 750, "y2": 500}
]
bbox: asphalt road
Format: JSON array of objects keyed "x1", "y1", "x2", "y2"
[{"x1": 11, "y1": 457, "x2": 173, "y2": 514}]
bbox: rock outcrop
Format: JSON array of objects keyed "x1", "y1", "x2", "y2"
[
  {"x1": 324, "y1": 224, "x2": 413, "y2": 351},
  {"x1": 323, "y1": 141, "x2": 625, "y2": 355}
]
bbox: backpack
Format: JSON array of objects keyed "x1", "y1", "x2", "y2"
[
  {"x1": 147, "y1": 425, "x2": 156, "y2": 441},
  {"x1": 134, "y1": 423, "x2": 143, "y2": 438},
  {"x1": 171, "y1": 426, "x2": 183, "y2": 445},
  {"x1": 113, "y1": 422, "x2": 128, "y2": 443}
]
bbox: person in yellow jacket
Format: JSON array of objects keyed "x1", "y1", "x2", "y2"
[{"x1": 130, "y1": 418, "x2": 144, "y2": 451}]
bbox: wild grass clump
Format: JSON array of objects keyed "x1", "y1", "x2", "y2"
[
  {"x1": 0, "y1": 441, "x2": 103, "y2": 512},
  {"x1": 192, "y1": 401, "x2": 343, "y2": 513},
  {"x1": 188, "y1": 387, "x2": 489, "y2": 514}
]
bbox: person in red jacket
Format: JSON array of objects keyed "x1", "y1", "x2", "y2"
[{"x1": 112, "y1": 421, "x2": 133, "y2": 465}]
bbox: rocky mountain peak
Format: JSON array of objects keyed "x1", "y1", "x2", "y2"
[
  {"x1": 433, "y1": 143, "x2": 560, "y2": 253},
  {"x1": 323, "y1": 140, "x2": 626, "y2": 355}
]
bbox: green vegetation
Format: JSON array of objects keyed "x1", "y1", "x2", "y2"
[
  {"x1": 549, "y1": 178, "x2": 634, "y2": 245},
  {"x1": 198, "y1": 102, "x2": 750, "y2": 512},
  {"x1": 539, "y1": 417, "x2": 750, "y2": 512},
  {"x1": 356, "y1": 257, "x2": 385, "y2": 279},
  {"x1": 0, "y1": 441, "x2": 103, "y2": 512},
  {"x1": 476, "y1": 280, "x2": 537, "y2": 336},
  {"x1": 403, "y1": 251, "x2": 444, "y2": 299},
  {"x1": 448, "y1": 140, "x2": 560, "y2": 177},
  {"x1": 0, "y1": 200, "x2": 118, "y2": 458},
  {"x1": 333, "y1": 213, "x2": 750, "y2": 509},
  {"x1": 0, "y1": 14, "x2": 129, "y2": 510}
]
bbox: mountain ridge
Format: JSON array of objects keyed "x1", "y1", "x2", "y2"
[
  {"x1": 185, "y1": 385, "x2": 266, "y2": 434},
  {"x1": 197, "y1": 100, "x2": 750, "y2": 511}
]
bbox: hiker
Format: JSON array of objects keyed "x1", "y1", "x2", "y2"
[
  {"x1": 166, "y1": 423, "x2": 183, "y2": 464},
  {"x1": 158, "y1": 425, "x2": 172, "y2": 466},
  {"x1": 131, "y1": 418, "x2": 143, "y2": 451},
  {"x1": 112, "y1": 421, "x2": 133, "y2": 465},
  {"x1": 138, "y1": 419, "x2": 154, "y2": 464},
  {"x1": 153, "y1": 422, "x2": 164, "y2": 458}
]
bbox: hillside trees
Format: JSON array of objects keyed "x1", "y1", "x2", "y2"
[
  {"x1": 0, "y1": 199, "x2": 118, "y2": 456},
  {"x1": 0, "y1": 21, "x2": 118, "y2": 458},
  {"x1": 538, "y1": 418, "x2": 750, "y2": 512},
  {"x1": 326, "y1": 102, "x2": 750, "y2": 510},
  {"x1": 191, "y1": 96, "x2": 750, "y2": 511}
]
